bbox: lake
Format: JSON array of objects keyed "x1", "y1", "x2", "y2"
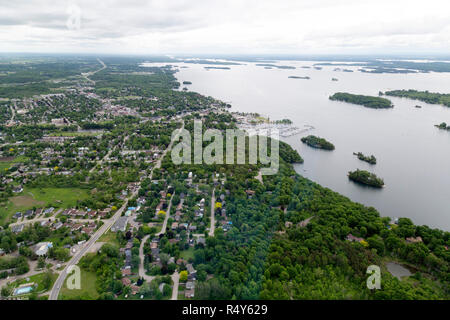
[{"x1": 143, "y1": 60, "x2": 450, "y2": 231}]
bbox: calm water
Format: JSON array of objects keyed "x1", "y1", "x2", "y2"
[{"x1": 144, "y1": 61, "x2": 450, "y2": 230}]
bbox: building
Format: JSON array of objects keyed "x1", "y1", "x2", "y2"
[
  {"x1": 346, "y1": 234, "x2": 364, "y2": 242},
  {"x1": 34, "y1": 242, "x2": 53, "y2": 256},
  {"x1": 111, "y1": 216, "x2": 128, "y2": 232},
  {"x1": 11, "y1": 224, "x2": 24, "y2": 234}
]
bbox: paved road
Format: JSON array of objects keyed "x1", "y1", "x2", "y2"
[
  {"x1": 209, "y1": 188, "x2": 216, "y2": 237},
  {"x1": 157, "y1": 193, "x2": 174, "y2": 236},
  {"x1": 170, "y1": 271, "x2": 180, "y2": 300},
  {"x1": 89, "y1": 147, "x2": 113, "y2": 174},
  {"x1": 138, "y1": 234, "x2": 155, "y2": 283}
]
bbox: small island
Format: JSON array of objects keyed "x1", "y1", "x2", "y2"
[
  {"x1": 329, "y1": 92, "x2": 393, "y2": 109},
  {"x1": 182, "y1": 81, "x2": 192, "y2": 85},
  {"x1": 435, "y1": 122, "x2": 450, "y2": 130},
  {"x1": 331, "y1": 78, "x2": 339, "y2": 81},
  {"x1": 353, "y1": 152, "x2": 377, "y2": 164},
  {"x1": 301, "y1": 135, "x2": 335, "y2": 150},
  {"x1": 204, "y1": 66, "x2": 231, "y2": 70},
  {"x1": 348, "y1": 169, "x2": 384, "y2": 188},
  {"x1": 288, "y1": 76, "x2": 310, "y2": 80}
]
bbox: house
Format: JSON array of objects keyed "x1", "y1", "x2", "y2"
[
  {"x1": 245, "y1": 190, "x2": 255, "y2": 198},
  {"x1": 24, "y1": 209, "x2": 34, "y2": 218},
  {"x1": 111, "y1": 216, "x2": 128, "y2": 232},
  {"x1": 171, "y1": 222, "x2": 179, "y2": 230},
  {"x1": 406, "y1": 236, "x2": 423, "y2": 244},
  {"x1": 121, "y1": 277, "x2": 131, "y2": 286},
  {"x1": 196, "y1": 237, "x2": 206, "y2": 246},
  {"x1": 12, "y1": 186, "x2": 23, "y2": 193},
  {"x1": 346, "y1": 234, "x2": 364, "y2": 242},
  {"x1": 53, "y1": 221, "x2": 63, "y2": 230},
  {"x1": 185, "y1": 289, "x2": 195, "y2": 299},
  {"x1": 12, "y1": 224, "x2": 24, "y2": 234},
  {"x1": 186, "y1": 281, "x2": 195, "y2": 290},
  {"x1": 13, "y1": 212, "x2": 22, "y2": 219},
  {"x1": 186, "y1": 263, "x2": 197, "y2": 279},
  {"x1": 121, "y1": 267, "x2": 132, "y2": 276}
]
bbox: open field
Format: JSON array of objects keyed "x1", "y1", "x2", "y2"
[
  {"x1": 59, "y1": 269, "x2": 99, "y2": 300},
  {"x1": 0, "y1": 187, "x2": 90, "y2": 225}
]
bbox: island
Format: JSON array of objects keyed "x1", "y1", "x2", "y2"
[
  {"x1": 301, "y1": 135, "x2": 335, "y2": 150},
  {"x1": 348, "y1": 169, "x2": 384, "y2": 188},
  {"x1": 204, "y1": 66, "x2": 231, "y2": 70},
  {"x1": 255, "y1": 64, "x2": 296, "y2": 70},
  {"x1": 435, "y1": 122, "x2": 450, "y2": 130},
  {"x1": 329, "y1": 92, "x2": 393, "y2": 109},
  {"x1": 288, "y1": 76, "x2": 310, "y2": 80},
  {"x1": 353, "y1": 152, "x2": 377, "y2": 164},
  {"x1": 331, "y1": 78, "x2": 338, "y2": 81},
  {"x1": 383, "y1": 89, "x2": 450, "y2": 107},
  {"x1": 182, "y1": 81, "x2": 192, "y2": 85}
]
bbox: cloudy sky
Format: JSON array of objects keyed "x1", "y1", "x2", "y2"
[{"x1": 1, "y1": 0, "x2": 450, "y2": 55}]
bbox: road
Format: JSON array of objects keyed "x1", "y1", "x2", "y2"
[
  {"x1": 138, "y1": 234, "x2": 155, "y2": 283},
  {"x1": 7, "y1": 101, "x2": 16, "y2": 125},
  {"x1": 89, "y1": 147, "x2": 113, "y2": 174},
  {"x1": 81, "y1": 58, "x2": 106, "y2": 85},
  {"x1": 170, "y1": 271, "x2": 179, "y2": 300},
  {"x1": 209, "y1": 188, "x2": 216, "y2": 237},
  {"x1": 156, "y1": 193, "x2": 174, "y2": 236}
]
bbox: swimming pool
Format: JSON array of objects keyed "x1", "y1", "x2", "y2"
[{"x1": 14, "y1": 286, "x2": 33, "y2": 295}]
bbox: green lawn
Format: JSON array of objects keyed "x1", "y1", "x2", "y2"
[
  {"x1": 59, "y1": 269, "x2": 99, "y2": 300},
  {"x1": 0, "y1": 187, "x2": 90, "y2": 225},
  {"x1": 180, "y1": 247, "x2": 195, "y2": 261},
  {"x1": 98, "y1": 231, "x2": 120, "y2": 247}
]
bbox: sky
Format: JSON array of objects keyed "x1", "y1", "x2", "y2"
[{"x1": 1, "y1": 0, "x2": 450, "y2": 55}]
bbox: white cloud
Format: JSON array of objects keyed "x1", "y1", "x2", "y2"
[{"x1": 0, "y1": 0, "x2": 450, "y2": 54}]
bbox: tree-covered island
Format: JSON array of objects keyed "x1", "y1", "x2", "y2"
[
  {"x1": 330, "y1": 92, "x2": 393, "y2": 109},
  {"x1": 348, "y1": 169, "x2": 384, "y2": 188},
  {"x1": 301, "y1": 135, "x2": 335, "y2": 150},
  {"x1": 353, "y1": 152, "x2": 377, "y2": 164}
]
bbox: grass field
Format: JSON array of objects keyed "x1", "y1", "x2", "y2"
[
  {"x1": 180, "y1": 247, "x2": 195, "y2": 261},
  {"x1": 98, "y1": 231, "x2": 120, "y2": 247},
  {"x1": 59, "y1": 269, "x2": 99, "y2": 300},
  {"x1": 0, "y1": 187, "x2": 90, "y2": 225}
]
